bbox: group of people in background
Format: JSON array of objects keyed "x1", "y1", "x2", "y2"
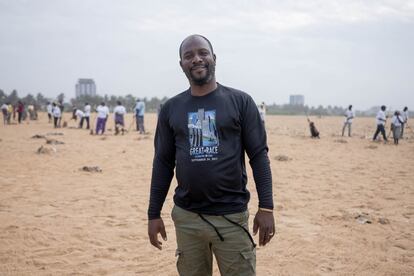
[
  {"x1": 340, "y1": 104, "x2": 410, "y2": 145},
  {"x1": 2, "y1": 98, "x2": 411, "y2": 145},
  {"x1": 1, "y1": 101, "x2": 36, "y2": 125},
  {"x1": 373, "y1": 106, "x2": 409, "y2": 145},
  {"x1": 69, "y1": 99, "x2": 146, "y2": 135}
]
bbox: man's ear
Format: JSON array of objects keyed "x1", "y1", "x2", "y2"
[
  {"x1": 179, "y1": 60, "x2": 184, "y2": 72},
  {"x1": 213, "y1": 54, "x2": 216, "y2": 63}
]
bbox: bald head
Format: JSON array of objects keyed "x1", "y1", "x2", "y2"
[{"x1": 179, "y1": 34, "x2": 214, "y2": 60}]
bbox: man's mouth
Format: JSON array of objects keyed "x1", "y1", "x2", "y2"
[{"x1": 191, "y1": 65, "x2": 207, "y2": 72}]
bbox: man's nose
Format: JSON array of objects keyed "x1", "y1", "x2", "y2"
[{"x1": 192, "y1": 54, "x2": 203, "y2": 63}]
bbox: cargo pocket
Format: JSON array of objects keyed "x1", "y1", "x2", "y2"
[
  {"x1": 239, "y1": 250, "x2": 256, "y2": 275},
  {"x1": 171, "y1": 205, "x2": 177, "y2": 222}
]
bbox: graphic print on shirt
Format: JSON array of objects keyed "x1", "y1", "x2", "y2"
[{"x1": 188, "y1": 109, "x2": 219, "y2": 162}]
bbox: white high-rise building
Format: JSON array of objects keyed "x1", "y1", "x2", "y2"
[
  {"x1": 75, "y1": 79, "x2": 96, "y2": 97},
  {"x1": 289, "y1": 94, "x2": 304, "y2": 106}
]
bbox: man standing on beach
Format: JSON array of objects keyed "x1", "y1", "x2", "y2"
[
  {"x1": 95, "y1": 102, "x2": 109, "y2": 135},
  {"x1": 147, "y1": 34, "x2": 275, "y2": 276},
  {"x1": 373, "y1": 105, "x2": 388, "y2": 142},
  {"x1": 342, "y1": 105, "x2": 355, "y2": 137},
  {"x1": 17, "y1": 101, "x2": 24, "y2": 124},
  {"x1": 134, "y1": 98, "x2": 145, "y2": 134},
  {"x1": 57, "y1": 100, "x2": 64, "y2": 127},
  {"x1": 46, "y1": 102, "x2": 53, "y2": 123},
  {"x1": 113, "y1": 101, "x2": 126, "y2": 135},
  {"x1": 52, "y1": 102, "x2": 61, "y2": 128},
  {"x1": 83, "y1": 102, "x2": 91, "y2": 129}
]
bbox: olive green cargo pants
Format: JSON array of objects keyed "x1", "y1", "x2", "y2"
[{"x1": 171, "y1": 205, "x2": 256, "y2": 276}]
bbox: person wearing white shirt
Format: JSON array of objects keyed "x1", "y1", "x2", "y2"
[
  {"x1": 71, "y1": 108, "x2": 84, "y2": 128},
  {"x1": 391, "y1": 111, "x2": 404, "y2": 145},
  {"x1": 52, "y1": 102, "x2": 61, "y2": 128},
  {"x1": 46, "y1": 102, "x2": 53, "y2": 123},
  {"x1": 95, "y1": 102, "x2": 109, "y2": 135},
  {"x1": 113, "y1": 101, "x2": 127, "y2": 135},
  {"x1": 258, "y1": 102, "x2": 266, "y2": 126},
  {"x1": 342, "y1": 105, "x2": 355, "y2": 137},
  {"x1": 1, "y1": 103, "x2": 8, "y2": 125},
  {"x1": 401, "y1": 106, "x2": 409, "y2": 138},
  {"x1": 373, "y1": 105, "x2": 388, "y2": 142},
  {"x1": 82, "y1": 103, "x2": 91, "y2": 129},
  {"x1": 134, "y1": 98, "x2": 146, "y2": 134}
]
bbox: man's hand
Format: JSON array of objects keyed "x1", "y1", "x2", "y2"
[
  {"x1": 148, "y1": 218, "x2": 167, "y2": 250},
  {"x1": 253, "y1": 210, "x2": 275, "y2": 246}
]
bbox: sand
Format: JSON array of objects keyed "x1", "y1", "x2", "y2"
[{"x1": 0, "y1": 113, "x2": 413, "y2": 275}]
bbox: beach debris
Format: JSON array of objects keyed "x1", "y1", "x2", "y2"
[
  {"x1": 355, "y1": 213, "x2": 372, "y2": 224},
  {"x1": 334, "y1": 139, "x2": 348, "y2": 144},
  {"x1": 81, "y1": 166, "x2": 102, "y2": 173},
  {"x1": 31, "y1": 134, "x2": 46, "y2": 139},
  {"x1": 37, "y1": 145, "x2": 57, "y2": 154},
  {"x1": 100, "y1": 137, "x2": 107, "y2": 140},
  {"x1": 46, "y1": 132, "x2": 64, "y2": 136},
  {"x1": 46, "y1": 138, "x2": 64, "y2": 145},
  {"x1": 366, "y1": 145, "x2": 378, "y2": 149},
  {"x1": 378, "y1": 217, "x2": 390, "y2": 225},
  {"x1": 62, "y1": 121, "x2": 68, "y2": 128},
  {"x1": 274, "y1": 154, "x2": 290, "y2": 161}
]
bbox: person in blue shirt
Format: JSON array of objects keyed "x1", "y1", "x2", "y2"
[{"x1": 134, "y1": 98, "x2": 146, "y2": 134}]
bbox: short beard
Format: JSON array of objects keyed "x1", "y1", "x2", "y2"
[{"x1": 188, "y1": 64, "x2": 215, "y2": 86}]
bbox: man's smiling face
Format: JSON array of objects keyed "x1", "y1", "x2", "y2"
[{"x1": 180, "y1": 36, "x2": 216, "y2": 86}]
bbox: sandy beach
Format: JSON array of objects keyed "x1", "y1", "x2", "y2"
[{"x1": 0, "y1": 112, "x2": 413, "y2": 275}]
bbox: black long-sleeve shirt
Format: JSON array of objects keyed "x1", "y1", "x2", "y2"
[{"x1": 148, "y1": 83, "x2": 273, "y2": 220}]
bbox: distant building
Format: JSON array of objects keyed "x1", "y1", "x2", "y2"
[
  {"x1": 289, "y1": 94, "x2": 304, "y2": 106},
  {"x1": 75, "y1": 79, "x2": 96, "y2": 97}
]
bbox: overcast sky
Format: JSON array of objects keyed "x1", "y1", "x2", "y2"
[{"x1": 1, "y1": 0, "x2": 413, "y2": 110}]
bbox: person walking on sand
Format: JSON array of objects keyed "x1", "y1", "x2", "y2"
[
  {"x1": 46, "y1": 102, "x2": 53, "y2": 123},
  {"x1": 401, "y1": 106, "x2": 409, "y2": 139},
  {"x1": 113, "y1": 101, "x2": 126, "y2": 135},
  {"x1": 391, "y1": 111, "x2": 404, "y2": 145},
  {"x1": 373, "y1": 105, "x2": 388, "y2": 142},
  {"x1": 134, "y1": 98, "x2": 146, "y2": 134},
  {"x1": 147, "y1": 34, "x2": 275, "y2": 276},
  {"x1": 342, "y1": 105, "x2": 355, "y2": 137},
  {"x1": 52, "y1": 102, "x2": 61, "y2": 128},
  {"x1": 95, "y1": 102, "x2": 109, "y2": 135}
]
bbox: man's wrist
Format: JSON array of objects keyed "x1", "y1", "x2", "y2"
[{"x1": 259, "y1": 207, "x2": 273, "y2": 213}]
